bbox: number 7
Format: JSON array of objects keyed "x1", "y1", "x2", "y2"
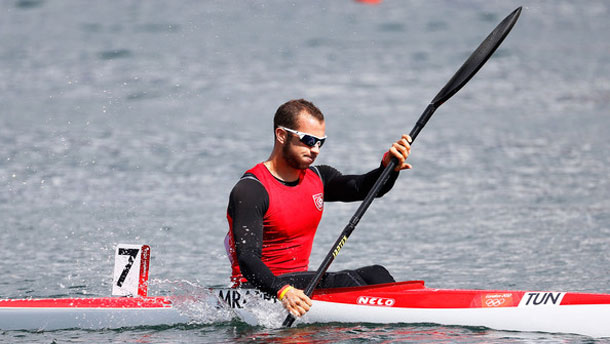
[{"x1": 116, "y1": 248, "x2": 139, "y2": 287}]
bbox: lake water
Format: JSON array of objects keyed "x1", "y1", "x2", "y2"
[{"x1": 1, "y1": 0, "x2": 609, "y2": 342}]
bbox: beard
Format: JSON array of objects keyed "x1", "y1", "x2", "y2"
[{"x1": 282, "y1": 139, "x2": 315, "y2": 170}]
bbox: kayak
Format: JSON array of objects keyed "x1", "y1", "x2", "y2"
[{"x1": 2, "y1": 280, "x2": 610, "y2": 337}]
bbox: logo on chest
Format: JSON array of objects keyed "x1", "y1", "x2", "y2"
[{"x1": 312, "y1": 193, "x2": 324, "y2": 211}]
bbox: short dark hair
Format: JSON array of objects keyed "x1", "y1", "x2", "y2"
[{"x1": 273, "y1": 99, "x2": 324, "y2": 130}]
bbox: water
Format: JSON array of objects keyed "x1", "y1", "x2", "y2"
[{"x1": 1, "y1": 0, "x2": 609, "y2": 342}]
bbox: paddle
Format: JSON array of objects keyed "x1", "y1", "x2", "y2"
[{"x1": 283, "y1": 6, "x2": 522, "y2": 327}]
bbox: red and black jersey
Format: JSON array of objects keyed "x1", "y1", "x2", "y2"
[
  {"x1": 226, "y1": 163, "x2": 324, "y2": 283},
  {"x1": 225, "y1": 162, "x2": 399, "y2": 296}
]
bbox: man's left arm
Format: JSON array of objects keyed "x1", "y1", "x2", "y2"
[{"x1": 320, "y1": 134, "x2": 411, "y2": 202}]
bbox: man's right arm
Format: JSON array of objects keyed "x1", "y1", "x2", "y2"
[
  {"x1": 228, "y1": 178, "x2": 287, "y2": 296},
  {"x1": 229, "y1": 177, "x2": 313, "y2": 316}
]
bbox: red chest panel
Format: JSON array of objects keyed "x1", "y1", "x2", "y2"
[{"x1": 227, "y1": 163, "x2": 324, "y2": 283}]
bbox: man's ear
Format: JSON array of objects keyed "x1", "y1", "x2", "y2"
[{"x1": 276, "y1": 127, "x2": 288, "y2": 144}]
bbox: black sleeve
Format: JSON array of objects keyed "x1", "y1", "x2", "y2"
[
  {"x1": 227, "y1": 177, "x2": 288, "y2": 296},
  {"x1": 315, "y1": 163, "x2": 400, "y2": 202}
]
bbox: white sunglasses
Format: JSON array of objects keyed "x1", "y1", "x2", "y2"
[{"x1": 280, "y1": 127, "x2": 327, "y2": 148}]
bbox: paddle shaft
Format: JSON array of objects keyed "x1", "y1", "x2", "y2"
[
  {"x1": 283, "y1": 7, "x2": 521, "y2": 327},
  {"x1": 282, "y1": 104, "x2": 435, "y2": 327},
  {"x1": 302, "y1": 103, "x2": 435, "y2": 296}
]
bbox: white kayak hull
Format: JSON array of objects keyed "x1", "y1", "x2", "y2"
[
  {"x1": 307, "y1": 300, "x2": 610, "y2": 337},
  {"x1": 0, "y1": 307, "x2": 189, "y2": 331}
]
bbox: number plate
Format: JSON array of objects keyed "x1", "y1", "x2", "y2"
[{"x1": 111, "y1": 244, "x2": 150, "y2": 297}]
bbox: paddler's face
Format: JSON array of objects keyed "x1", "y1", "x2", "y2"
[{"x1": 280, "y1": 112, "x2": 326, "y2": 170}]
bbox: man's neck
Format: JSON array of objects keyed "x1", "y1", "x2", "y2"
[{"x1": 263, "y1": 156, "x2": 301, "y2": 183}]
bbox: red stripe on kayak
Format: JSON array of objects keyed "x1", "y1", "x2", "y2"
[
  {"x1": 561, "y1": 293, "x2": 610, "y2": 306},
  {"x1": 313, "y1": 282, "x2": 529, "y2": 308},
  {"x1": 315, "y1": 282, "x2": 610, "y2": 308},
  {"x1": 0, "y1": 297, "x2": 172, "y2": 309},
  {"x1": 317, "y1": 290, "x2": 525, "y2": 308}
]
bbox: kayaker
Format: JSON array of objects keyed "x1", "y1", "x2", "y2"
[{"x1": 225, "y1": 99, "x2": 411, "y2": 317}]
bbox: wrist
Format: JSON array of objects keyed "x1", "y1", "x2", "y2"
[
  {"x1": 277, "y1": 285, "x2": 293, "y2": 300},
  {"x1": 382, "y1": 151, "x2": 390, "y2": 166}
]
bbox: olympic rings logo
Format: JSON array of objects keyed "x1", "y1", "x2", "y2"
[{"x1": 485, "y1": 298, "x2": 506, "y2": 307}]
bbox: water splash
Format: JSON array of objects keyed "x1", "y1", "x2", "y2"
[
  {"x1": 231, "y1": 291, "x2": 287, "y2": 328},
  {"x1": 151, "y1": 279, "x2": 232, "y2": 324},
  {"x1": 150, "y1": 279, "x2": 287, "y2": 327}
]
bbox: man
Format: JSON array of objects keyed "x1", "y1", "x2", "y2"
[{"x1": 225, "y1": 99, "x2": 411, "y2": 317}]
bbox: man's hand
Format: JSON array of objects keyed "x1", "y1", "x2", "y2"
[
  {"x1": 279, "y1": 285, "x2": 312, "y2": 317},
  {"x1": 383, "y1": 134, "x2": 412, "y2": 171}
]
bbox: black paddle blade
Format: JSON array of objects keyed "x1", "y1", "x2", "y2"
[{"x1": 432, "y1": 7, "x2": 522, "y2": 106}]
